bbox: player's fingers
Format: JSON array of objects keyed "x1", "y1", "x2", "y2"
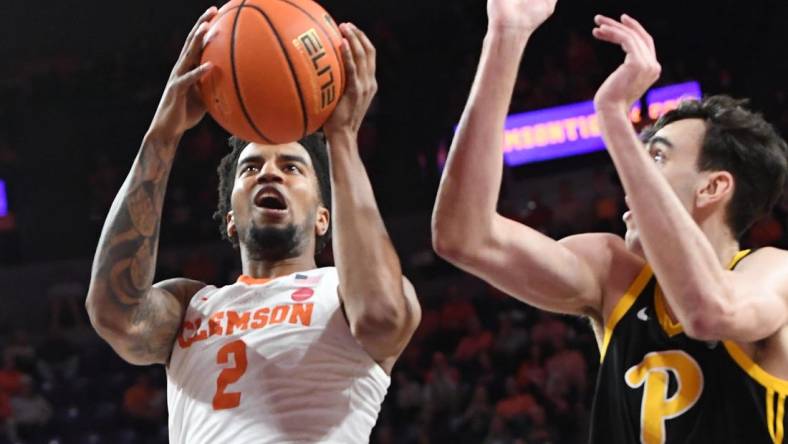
[
  {"x1": 596, "y1": 14, "x2": 653, "y2": 63},
  {"x1": 593, "y1": 25, "x2": 632, "y2": 51},
  {"x1": 177, "y1": 22, "x2": 211, "y2": 76},
  {"x1": 341, "y1": 23, "x2": 369, "y2": 84},
  {"x1": 595, "y1": 23, "x2": 649, "y2": 62},
  {"x1": 339, "y1": 39, "x2": 360, "y2": 96},
  {"x1": 173, "y1": 62, "x2": 214, "y2": 91},
  {"x1": 593, "y1": 15, "x2": 645, "y2": 52},
  {"x1": 621, "y1": 14, "x2": 656, "y2": 55},
  {"x1": 354, "y1": 26, "x2": 377, "y2": 78},
  {"x1": 594, "y1": 15, "x2": 627, "y2": 31},
  {"x1": 594, "y1": 24, "x2": 659, "y2": 79}
]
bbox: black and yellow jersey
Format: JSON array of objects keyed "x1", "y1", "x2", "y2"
[{"x1": 589, "y1": 250, "x2": 788, "y2": 443}]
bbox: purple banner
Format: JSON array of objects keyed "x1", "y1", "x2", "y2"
[
  {"x1": 645, "y1": 81, "x2": 702, "y2": 121},
  {"x1": 0, "y1": 180, "x2": 6, "y2": 217},
  {"x1": 499, "y1": 81, "x2": 702, "y2": 166}
]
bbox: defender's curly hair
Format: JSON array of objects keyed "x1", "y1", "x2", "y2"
[{"x1": 213, "y1": 134, "x2": 332, "y2": 254}]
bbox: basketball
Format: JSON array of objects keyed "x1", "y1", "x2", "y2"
[{"x1": 199, "y1": 0, "x2": 345, "y2": 144}]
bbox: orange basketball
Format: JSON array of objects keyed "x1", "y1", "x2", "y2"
[{"x1": 199, "y1": 0, "x2": 345, "y2": 144}]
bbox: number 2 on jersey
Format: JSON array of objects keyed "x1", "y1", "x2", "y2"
[{"x1": 212, "y1": 339, "x2": 248, "y2": 410}]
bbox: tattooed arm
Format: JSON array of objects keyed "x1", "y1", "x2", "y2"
[{"x1": 86, "y1": 7, "x2": 217, "y2": 366}]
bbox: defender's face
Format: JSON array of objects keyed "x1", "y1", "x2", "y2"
[
  {"x1": 624, "y1": 118, "x2": 707, "y2": 254},
  {"x1": 226, "y1": 142, "x2": 327, "y2": 248}
]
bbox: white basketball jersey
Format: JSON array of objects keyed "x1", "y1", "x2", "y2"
[{"x1": 166, "y1": 267, "x2": 390, "y2": 444}]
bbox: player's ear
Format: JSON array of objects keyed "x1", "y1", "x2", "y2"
[
  {"x1": 315, "y1": 206, "x2": 330, "y2": 237},
  {"x1": 226, "y1": 211, "x2": 237, "y2": 239},
  {"x1": 697, "y1": 171, "x2": 734, "y2": 209}
]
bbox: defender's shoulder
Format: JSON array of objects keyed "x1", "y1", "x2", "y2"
[
  {"x1": 737, "y1": 247, "x2": 788, "y2": 270},
  {"x1": 559, "y1": 232, "x2": 633, "y2": 268}
]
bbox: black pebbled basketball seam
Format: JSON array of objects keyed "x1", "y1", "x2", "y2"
[
  {"x1": 229, "y1": 1, "x2": 274, "y2": 143},
  {"x1": 244, "y1": 4, "x2": 309, "y2": 140},
  {"x1": 272, "y1": 0, "x2": 345, "y2": 103},
  {"x1": 229, "y1": 0, "x2": 309, "y2": 142}
]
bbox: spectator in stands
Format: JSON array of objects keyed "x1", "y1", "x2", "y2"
[
  {"x1": 122, "y1": 372, "x2": 165, "y2": 438},
  {"x1": 3, "y1": 330, "x2": 35, "y2": 376},
  {"x1": 492, "y1": 314, "x2": 528, "y2": 360},
  {"x1": 483, "y1": 415, "x2": 514, "y2": 444},
  {"x1": 453, "y1": 384, "x2": 493, "y2": 444},
  {"x1": 35, "y1": 333, "x2": 80, "y2": 384},
  {"x1": 394, "y1": 370, "x2": 423, "y2": 422},
  {"x1": 8, "y1": 376, "x2": 53, "y2": 442},
  {"x1": 529, "y1": 312, "x2": 568, "y2": 354},
  {"x1": 46, "y1": 280, "x2": 87, "y2": 333},
  {"x1": 0, "y1": 390, "x2": 11, "y2": 443},
  {"x1": 0, "y1": 355, "x2": 24, "y2": 398},
  {"x1": 423, "y1": 352, "x2": 461, "y2": 440},
  {"x1": 454, "y1": 316, "x2": 493, "y2": 363},
  {"x1": 495, "y1": 376, "x2": 541, "y2": 427}
]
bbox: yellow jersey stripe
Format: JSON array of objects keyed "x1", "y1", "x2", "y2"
[
  {"x1": 777, "y1": 393, "x2": 785, "y2": 444},
  {"x1": 728, "y1": 249, "x2": 752, "y2": 269},
  {"x1": 650, "y1": 249, "x2": 751, "y2": 338},
  {"x1": 768, "y1": 389, "x2": 776, "y2": 443},
  {"x1": 599, "y1": 265, "x2": 653, "y2": 361},
  {"x1": 723, "y1": 342, "x2": 788, "y2": 394},
  {"x1": 654, "y1": 285, "x2": 683, "y2": 337}
]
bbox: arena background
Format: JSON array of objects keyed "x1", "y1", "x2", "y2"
[{"x1": 0, "y1": 0, "x2": 787, "y2": 443}]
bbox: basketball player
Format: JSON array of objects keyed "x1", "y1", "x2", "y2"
[
  {"x1": 432, "y1": 0, "x2": 788, "y2": 442},
  {"x1": 85, "y1": 7, "x2": 421, "y2": 443}
]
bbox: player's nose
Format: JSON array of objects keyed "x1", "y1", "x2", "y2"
[{"x1": 256, "y1": 162, "x2": 284, "y2": 183}]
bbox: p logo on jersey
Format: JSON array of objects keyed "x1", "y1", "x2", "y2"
[{"x1": 625, "y1": 350, "x2": 704, "y2": 444}]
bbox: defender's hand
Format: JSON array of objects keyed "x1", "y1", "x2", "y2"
[
  {"x1": 148, "y1": 7, "x2": 217, "y2": 142},
  {"x1": 593, "y1": 14, "x2": 661, "y2": 112},
  {"x1": 487, "y1": 0, "x2": 557, "y2": 34},
  {"x1": 323, "y1": 23, "x2": 377, "y2": 138}
]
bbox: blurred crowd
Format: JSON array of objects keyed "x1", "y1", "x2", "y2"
[
  {"x1": 1, "y1": 0, "x2": 787, "y2": 443},
  {"x1": 0, "y1": 167, "x2": 785, "y2": 444}
]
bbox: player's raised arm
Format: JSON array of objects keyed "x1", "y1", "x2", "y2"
[
  {"x1": 85, "y1": 8, "x2": 217, "y2": 365},
  {"x1": 431, "y1": 0, "x2": 605, "y2": 318},
  {"x1": 322, "y1": 24, "x2": 421, "y2": 373},
  {"x1": 592, "y1": 14, "x2": 788, "y2": 341}
]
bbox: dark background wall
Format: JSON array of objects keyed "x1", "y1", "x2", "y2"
[{"x1": 1, "y1": 0, "x2": 786, "y2": 264}]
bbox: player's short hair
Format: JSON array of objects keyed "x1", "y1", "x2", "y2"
[
  {"x1": 642, "y1": 95, "x2": 788, "y2": 238},
  {"x1": 213, "y1": 134, "x2": 332, "y2": 253}
]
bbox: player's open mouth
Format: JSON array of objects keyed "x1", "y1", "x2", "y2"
[{"x1": 254, "y1": 188, "x2": 288, "y2": 213}]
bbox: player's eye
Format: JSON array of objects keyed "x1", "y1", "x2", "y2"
[
  {"x1": 240, "y1": 165, "x2": 259, "y2": 176},
  {"x1": 283, "y1": 163, "x2": 302, "y2": 174},
  {"x1": 650, "y1": 148, "x2": 666, "y2": 165}
]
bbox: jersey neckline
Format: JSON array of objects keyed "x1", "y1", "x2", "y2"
[
  {"x1": 236, "y1": 275, "x2": 274, "y2": 285},
  {"x1": 599, "y1": 249, "x2": 753, "y2": 361},
  {"x1": 235, "y1": 267, "x2": 335, "y2": 286}
]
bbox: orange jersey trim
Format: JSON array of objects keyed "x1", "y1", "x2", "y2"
[{"x1": 237, "y1": 275, "x2": 273, "y2": 286}]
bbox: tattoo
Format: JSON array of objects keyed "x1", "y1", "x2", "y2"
[
  {"x1": 127, "y1": 293, "x2": 183, "y2": 359},
  {"x1": 90, "y1": 140, "x2": 182, "y2": 363},
  {"x1": 128, "y1": 186, "x2": 157, "y2": 237}
]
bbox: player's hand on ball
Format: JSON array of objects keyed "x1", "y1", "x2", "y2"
[
  {"x1": 149, "y1": 6, "x2": 217, "y2": 141},
  {"x1": 323, "y1": 23, "x2": 377, "y2": 137},
  {"x1": 593, "y1": 14, "x2": 661, "y2": 112},
  {"x1": 487, "y1": 0, "x2": 557, "y2": 34}
]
